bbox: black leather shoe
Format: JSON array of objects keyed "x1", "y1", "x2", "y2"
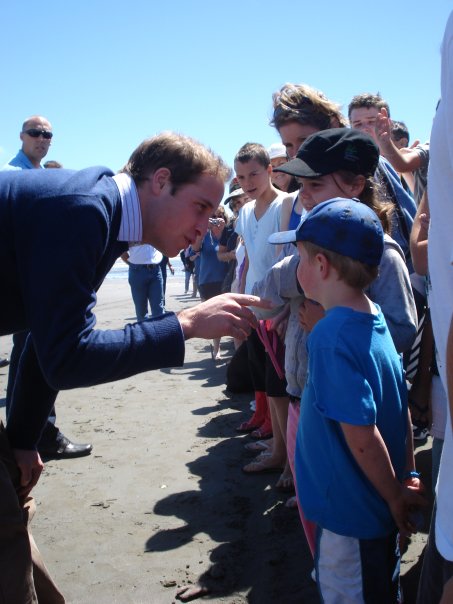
[
  {"x1": 39, "y1": 432, "x2": 93, "y2": 459},
  {"x1": 0, "y1": 357, "x2": 9, "y2": 368}
]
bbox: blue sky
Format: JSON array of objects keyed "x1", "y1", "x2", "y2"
[{"x1": 2, "y1": 1, "x2": 451, "y2": 181}]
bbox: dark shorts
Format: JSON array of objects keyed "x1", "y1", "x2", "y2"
[
  {"x1": 198, "y1": 281, "x2": 223, "y2": 301},
  {"x1": 246, "y1": 329, "x2": 287, "y2": 397}
]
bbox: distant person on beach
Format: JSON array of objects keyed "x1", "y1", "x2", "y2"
[
  {"x1": 0, "y1": 131, "x2": 269, "y2": 603},
  {"x1": 121, "y1": 243, "x2": 165, "y2": 319},
  {"x1": 217, "y1": 183, "x2": 249, "y2": 293},
  {"x1": 181, "y1": 247, "x2": 195, "y2": 294},
  {"x1": 1, "y1": 115, "x2": 93, "y2": 463},
  {"x1": 159, "y1": 255, "x2": 174, "y2": 305},
  {"x1": 190, "y1": 205, "x2": 228, "y2": 360}
]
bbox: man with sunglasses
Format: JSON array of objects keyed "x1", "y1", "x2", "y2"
[
  {"x1": 2, "y1": 116, "x2": 94, "y2": 463},
  {"x1": 3, "y1": 116, "x2": 53, "y2": 170},
  {"x1": 0, "y1": 117, "x2": 53, "y2": 368}
]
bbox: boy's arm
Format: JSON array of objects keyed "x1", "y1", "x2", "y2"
[
  {"x1": 340, "y1": 422, "x2": 427, "y2": 536},
  {"x1": 409, "y1": 191, "x2": 430, "y2": 276},
  {"x1": 239, "y1": 248, "x2": 249, "y2": 294}
]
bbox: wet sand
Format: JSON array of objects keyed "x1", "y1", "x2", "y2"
[{"x1": 0, "y1": 276, "x2": 431, "y2": 603}]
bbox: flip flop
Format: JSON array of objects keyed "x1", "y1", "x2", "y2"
[
  {"x1": 236, "y1": 419, "x2": 260, "y2": 433},
  {"x1": 244, "y1": 440, "x2": 272, "y2": 452},
  {"x1": 250, "y1": 425, "x2": 273, "y2": 440}
]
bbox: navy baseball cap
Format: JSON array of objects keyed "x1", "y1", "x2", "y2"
[
  {"x1": 273, "y1": 128, "x2": 379, "y2": 179},
  {"x1": 269, "y1": 198, "x2": 384, "y2": 266}
]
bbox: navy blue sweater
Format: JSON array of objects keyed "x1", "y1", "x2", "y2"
[{"x1": 0, "y1": 167, "x2": 185, "y2": 449}]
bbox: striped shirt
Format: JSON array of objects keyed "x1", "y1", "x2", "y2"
[{"x1": 112, "y1": 172, "x2": 143, "y2": 242}]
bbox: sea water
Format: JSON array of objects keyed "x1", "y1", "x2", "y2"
[{"x1": 106, "y1": 256, "x2": 185, "y2": 280}]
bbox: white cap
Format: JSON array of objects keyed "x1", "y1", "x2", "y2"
[{"x1": 267, "y1": 143, "x2": 287, "y2": 160}]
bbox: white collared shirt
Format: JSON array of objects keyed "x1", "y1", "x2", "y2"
[{"x1": 112, "y1": 172, "x2": 143, "y2": 242}]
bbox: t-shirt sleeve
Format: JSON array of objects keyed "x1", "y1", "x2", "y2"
[
  {"x1": 235, "y1": 207, "x2": 245, "y2": 237},
  {"x1": 309, "y1": 340, "x2": 376, "y2": 426}
]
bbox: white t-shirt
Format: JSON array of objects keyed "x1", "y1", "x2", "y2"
[
  {"x1": 428, "y1": 9, "x2": 453, "y2": 562},
  {"x1": 235, "y1": 193, "x2": 284, "y2": 294},
  {"x1": 128, "y1": 244, "x2": 163, "y2": 265}
]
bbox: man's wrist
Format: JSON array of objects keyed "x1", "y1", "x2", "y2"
[{"x1": 177, "y1": 309, "x2": 193, "y2": 340}]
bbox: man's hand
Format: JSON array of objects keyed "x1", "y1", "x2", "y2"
[
  {"x1": 13, "y1": 448, "x2": 44, "y2": 497},
  {"x1": 178, "y1": 293, "x2": 272, "y2": 341}
]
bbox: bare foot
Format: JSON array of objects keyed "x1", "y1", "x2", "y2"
[
  {"x1": 176, "y1": 584, "x2": 210, "y2": 601},
  {"x1": 285, "y1": 495, "x2": 298, "y2": 509},
  {"x1": 275, "y1": 467, "x2": 294, "y2": 492},
  {"x1": 242, "y1": 456, "x2": 284, "y2": 474}
]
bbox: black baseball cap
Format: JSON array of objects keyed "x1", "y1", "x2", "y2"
[
  {"x1": 273, "y1": 128, "x2": 379, "y2": 179},
  {"x1": 269, "y1": 198, "x2": 384, "y2": 267}
]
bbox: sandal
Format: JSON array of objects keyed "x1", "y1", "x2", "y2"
[
  {"x1": 250, "y1": 424, "x2": 273, "y2": 440},
  {"x1": 244, "y1": 439, "x2": 272, "y2": 452},
  {"x1": 236, "y1": 419, "x2": 260, "y2": 433}
]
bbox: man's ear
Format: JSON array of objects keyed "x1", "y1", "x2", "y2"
[{"x1": 151, "y1": 167, "x2": 171, "y2": 194}]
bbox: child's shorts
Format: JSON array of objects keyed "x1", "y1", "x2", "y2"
[
  {"x1": 315, "y1": 526, "x2": 401, "y2": 603},
  {"x1": 246, "y1": 329, "x2": 287, "y2": 397}
]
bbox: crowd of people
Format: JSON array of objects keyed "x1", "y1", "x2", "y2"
[{"x1": 1, "y1": 10, "x2": 453, "y2": 603}]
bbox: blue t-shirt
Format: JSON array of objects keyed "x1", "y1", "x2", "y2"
[
  {"x1": 2, "y1": 149, "x2": 37, "y2": 171},
  {"x1": 295, "y1": 306, "x2": 407, "y2": 539},
  {"x1": 197, "y1": 231, "x2": 227, "y2": 286}
]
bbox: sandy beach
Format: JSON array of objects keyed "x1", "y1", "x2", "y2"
[{"x1": 0, "y1": 274, "x2": 432, "y2": 603}]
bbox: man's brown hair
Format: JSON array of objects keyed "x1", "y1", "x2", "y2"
[
  {"x1": 122, "y1": 132, "x2": 231, "y2": 193},
  {"x1": 348, "y1": 93, "x2": 390, "y2": 120},
  {"x1": 234, "y1": 142, "x2": 270, "y2": 169}
]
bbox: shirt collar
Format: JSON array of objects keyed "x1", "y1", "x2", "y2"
[{"x1": 112, "y1": 173, "x2": 143, "y2": 242}]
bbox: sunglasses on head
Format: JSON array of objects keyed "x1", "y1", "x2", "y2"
[{"x1": 23, "y1": 128, "x2": 53, "y2": 140}]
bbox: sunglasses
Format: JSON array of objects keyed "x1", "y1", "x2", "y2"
[{"x1": 23, "y1": 128, "x2": 53, "y2": 140}]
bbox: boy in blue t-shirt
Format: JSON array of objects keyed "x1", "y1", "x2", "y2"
[{"x1": 273, "y1": 198, "x2": 426, "y2": 603}]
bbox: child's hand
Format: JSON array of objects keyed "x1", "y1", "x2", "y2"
[
  {"x1": 298, "y1": 299, "x2": 325, "y2": 332},
  {"x1": 418, "y1": 212, "x2": 430, "y2": 233},
  {"x1": 388, "y1": 486, "x2": 429, "y2": 537}
]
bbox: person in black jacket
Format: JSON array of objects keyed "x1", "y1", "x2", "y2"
[{"x1": 0, "y1": 131, "x2": 268, "y2": 602}]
